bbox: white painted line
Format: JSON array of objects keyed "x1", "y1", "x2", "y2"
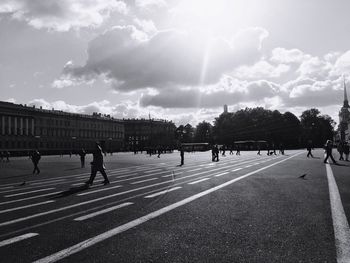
[
  {"x1": 254, "y1": 163, "x2": 261, "y2": 165},
  {"x1": 74, "y1": 202, "x2": 133, "y2": 221},
  {"x1": 0, "y1": 186, "x2": 14, "y2": 191},
  {"x1": 144, "y1": 187, "x2": 182, "y2": 198},
  {"x1": 187, "y1": 168, "x2": 202, "y2": 172},
  {"x1": 162, "y1": 172, "x2": 182, "y2": 178},
  {"x1": 325, "y1": 163, "x2": 350, "y2": 262},
  {"x1": 0, "y1": 233, "x2": 39, "y2": 248},
  {"x1": 232, "y1": 168, "x2": 242, "y2": 172},
  {"x1": 0, "y1": 191, "x2": 61, "y2": 205},
  {"x1": 131, "y1": 178, "x2": 158, "y2": 185},
  {"x1": 0, "y1": 155, "x2": 283, "y2": 227},
  {"x1": 0, "y1": 200, "x2": 55, "y2": 214},
  {"x1": 30, "y1": 179, "x2": 66, "y2": 186},
  {"x1": 214, "y1": 172, "x2": 229, "y2": 177},
  {"x1": 77, "y1": 185, "x2": 123, "y2": 196},
  {"x1": 33, "y1": 152, "x2": 302, "y2": 263},
  {"x1": 244, "y1": 165, "x2": 252, "y2": 168},
  {"x1": 5, "y1": 188, "x2": 55, "y2": 198},
  {"x1": 144, "y1": 169, "x2": 162, "y2": 174},
  {"x1": 188, "y1": 178, "x2": 210, "y2": 185}
]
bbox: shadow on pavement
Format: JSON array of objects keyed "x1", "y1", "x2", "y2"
[{"x1": 50, "y1": 185, "x2": 89, "y2": 198}]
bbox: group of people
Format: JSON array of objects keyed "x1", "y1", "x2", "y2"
[{"x1": 308, "y1": 139, "x2": 350, "y2": 164}]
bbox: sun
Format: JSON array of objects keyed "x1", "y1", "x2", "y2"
[{"x1": 170, "y1": 0, "x2": 259, "y2": 36}]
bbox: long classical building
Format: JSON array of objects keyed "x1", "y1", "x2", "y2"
[{"x1": 0, "y1": 101, "x2": 124, "y2": 155}]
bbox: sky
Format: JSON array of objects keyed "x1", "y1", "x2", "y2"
[{"x1": 1, "y1": 0, "x2": 350, "y2": 126}]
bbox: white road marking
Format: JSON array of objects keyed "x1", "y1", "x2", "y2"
[
  {"x1": 244, "y1": 165, "x2": 252, "y2": 168},
  {"x1": 325, "y1": 163, "x2": 350, "y2": 263},
  {"x1": 74, "y1": 202, "x2": 133, "y2": 221},
  {"x1": 0, "y1": 155, "x2": 283, "y2": 227},
  {"x1": 33, "y1": 152, "x2": 302, "y2": 263},
  {"x1": 77, "y1": 185, "x2": 123, "y2": 196},
  {"x1": 187, "y1": 168, "x2": 202, "y2": 172},
  {"x1": 144, "y1": 187, "x2": 182, "y2": 198},
  {"x1": 214, "y1": 172, "x2": 229, "y2": 177},
  {"x1": 30, "y1": 179, "x2": 66, "y2": 186},
  {"x1": 0, "y1": 191, "x2": 61, "y2": 205},
  {"x1": 0, "y1": 233, "x2": 38, "y2": 248},
  {"x1": 4, "y1": 188, "x2": 55, "y2": 198},
  {"x1": 232, "y1": 168, "x2": 242, "y2": 172},
  {"x1": 0, "y1": 200, "x2": 55, "y2": 214},
  {"x1": 131, "y1": 178, "x2": 158, "y2": 184},
  {"x1": 188, "y1": 178, "x2": 210, "y2": 184},
  {"x1": 162, "y1": 172, "x2": 182, "y2": 178},
  {"x1": 144, "y1": 169, "x2": 162, "y2": 173}
]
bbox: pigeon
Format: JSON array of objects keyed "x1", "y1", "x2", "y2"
[
  {"x1": 299, "y1": 173, "x2": 307, "y2": 179},
  {"x1": 19, "y1": 181, "x2": 26, "y2": 186}
]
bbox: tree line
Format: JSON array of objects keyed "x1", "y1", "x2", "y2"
[{"x1": 176, "y1": 107, "x2": 336, "y2": 148}]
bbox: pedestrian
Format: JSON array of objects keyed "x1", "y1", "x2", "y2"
[
  {"x1": 85, "y1": 142, "x2": 110, "y2": 186},
  {"x1": 236, "y1": 144, "x2": 240, "y2": 155},
  {"x1": 0, "y1": 151, "x2": 3, "y2": 162},
  {"x1": 211, "y1": 145, "x2": 216, "y2": 162},
  {"x1": 324, "y1": 140, "x2": 337, "y2": 164},
  {"x1": 222, "y1": 145, "x2": 226, "y2": 156},
  {"x1": 337, "y1": 142, "x2": 344, "y2": 161},
  {"x1": 257, "y1": 145, "x2": 261, "y2": 155},
  {"x1": 157, "y1": 146, "x2": 162, "y2": 158},
  {"x1": 31, "y1": 150, "x2": 41, "y2": 174},
  {"x1": 214, "y1": 144, "x2": 219, "y2": 162},
  {"x1": 79, "y1": 148, "x2": 86, "y2": 168},
  {"x1": 180, "y1": 146, "x2": 184, "y2": 166},
  {"x1": 344, "y1": 142, "x2": 349, "y2": 161},
  {"x1": 306, "y1": 140, "x2": 314, "y2": 158},
  {"x1": 229, "y1": 145, "x2": 234, "y2": 155}
]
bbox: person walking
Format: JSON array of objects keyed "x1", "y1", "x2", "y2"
[
  {"x1": 344, "y1": 142, "x2": 349, "y2": 161},
  {"x1": 79, "y1": 148, "x2": 86, "y2": 168},
  {"x1": 31, "y1": 150, "x2": 41, "y2": 174},
  {"x1": 257, "y1": 145, "x2": 261, "y2": 155},
  {"x1": 180, "y1": 146, "x2": 184, "y2": 166},
  {"x1": 324, "y1": 140, "x2": 337, "y2": 164},
  {"x1": 235, "y1": 144, "x2": 240, "y2": 155},
  {"x1": 5, "y1": 151, "x2": 10, "y2": 162},
  {"x1": 85, "y1": 142, "x2": 110, "y2": 186},
  {"x1": 306, "y1": 140, "x2": 314, "y2": 158},
  {"x1": 337, "y1": 141, "x2": 344, "y2": 161}
]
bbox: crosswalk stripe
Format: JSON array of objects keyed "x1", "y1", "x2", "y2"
[
  {"x1": 187, "y1": 168, "x2": 202, "y2": 172},
  {"x1": 131, "y1": 178, "x2": 158, "y2": 184},
  {"x1": 214, "y1": 172, "x2": 229, "y2": 177},
  {"x1": 0, "y1": 233, "x2": 39, "y2": 248},
  {"x1": 144, "y1": 187, "x2": 182, "y2": 198},
  {"x1": 188, "y1": 178, "x2": 210, "y2": 185},
  {"x1": 74, "y1": 202, "x2": 133, "y2": 221},
  {"x1": 232, "y1": 168, "x2": 242, "y2": 172},
  {"x1": 0, "y1": 191, "x2": 62, "y2": 205},
  {"x1": 77, "y1": 185, "x2": 123, "y2": 196},
  {"x1": 4, "y1": 188, "x2": 56, "y2": 198},
  {"x1": 0, "y1": 200, "x2": 55, "y2": 214}
]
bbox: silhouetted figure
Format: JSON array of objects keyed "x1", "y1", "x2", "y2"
[
  {"x1": 299, "y1": 173, "x2": 307, "y2": 179},
  {"x1": 85, "y1": 142, "x2": 110, "y2": 186},
  {"x1": 157, "y1": 146, "x2": 162, "y2": 158},
  {"x1": 324, "y1": 140, "x2": 337, "y2": 164},
  {"x1": 31, "y1": 150, "x2": 41, "y2": 174},
  {"x1": 344, "y1": 142, "x2": 349, "y2": 161},
  {"x1": 306, "y1": 140, "x2": 314, "y2": 158},
  {"x1": 279, "y1": 143, "x2": 284, "y2": 155},
  {"x1": 0, "y1": 151, "x2": 3, "y2": 162},
  {"x1": 180, "y1": 147, "x2": 184, "y2": 166},
  {"x1": 337, "y1": 142, "x2": 344, "y2": 161},
  {"x1": 235, "y1": 145, "x2": 240, "y2": 155},
  {"x1": 229, "y1": 146, "x2": 234, "y2": 155},
  {"x1": 257, "y1": 145, "x2": 261, "y2": 155},
  {"x1": 222, "y1": 145, "x2": 226, "y2": 156},
  {"x1": 79, "y1": 148, "x2": 86, "y2": 168},
  {"x1": 69, "y1": 151, "x2": 72, "y2": 158}
]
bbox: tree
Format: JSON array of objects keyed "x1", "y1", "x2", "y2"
[
  {"x1": 300, "y1": 108, "x2": 336, "y2": 147},
  {"x1": 194, "y1": 121, "x2": 213, "y2": 143}
]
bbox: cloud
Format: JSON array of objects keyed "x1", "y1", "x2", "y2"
[
  {"x1": 57, "y1": 26, "x2": 268, "y2": 91},
  {"x1": 233, "y1": 60, "x2": 290, "y2": 79},
  {"x1": 0, "y1": 0, "x2": 127, "y2": 31},
  {"x1": 270, "y1": 47, "x2": 311, "y2": 64}
]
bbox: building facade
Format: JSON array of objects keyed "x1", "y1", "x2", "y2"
[
  {"x1": 0, "y1": 101, "x2": 124, "y2": 155},
  {"x1": 123, "y1": 118, "x2": 177, "y2": 151},
  {"x1": 339, "y1": 79, "x2": 350, "y2": 141}
]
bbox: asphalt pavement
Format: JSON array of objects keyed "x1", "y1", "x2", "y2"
[{"x1": 0, "y1": 149, "x2": 349, "y2": 262}]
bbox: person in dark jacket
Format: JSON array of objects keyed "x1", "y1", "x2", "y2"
[
  {"x1": 31, "y1": 150, "x2": 41, "y2": 174},
  {"x1": 180, "y1": 146, "x2": 185, "y2": 166},
  {"x1": 324, "y1": 140, "x2": 337, "y2": 164},
  {"x1": 85, "y1": 142, "x2": 110, "y2": 186},
  {"x1": 79, "y1": 148, "x2": 86, "y2": 168},
  {"x1": 344, "y1": 142, "x2": 349, "y2": 161},
  {"x1": 306, "y1": 140, "x2": 314, "y2": 158}
]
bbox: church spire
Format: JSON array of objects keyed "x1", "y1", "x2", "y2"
[{"x1": 344, "y1": 76, "x2": 349, "y2": 108}]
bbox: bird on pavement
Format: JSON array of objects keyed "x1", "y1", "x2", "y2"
[
  {"x1": 19, "y1": 181, "x2": 26, "y2": 186},
  {"x1": 299, "y1": 173, "x2": 307, "y2": 179}
]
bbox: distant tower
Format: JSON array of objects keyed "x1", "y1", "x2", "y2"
[
  {"x1": 223, "y1": 104, "x2": 228, "y2": 114},
  {"x1": 339, "y1": 76, "x2": 350, "y2": 141}
]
